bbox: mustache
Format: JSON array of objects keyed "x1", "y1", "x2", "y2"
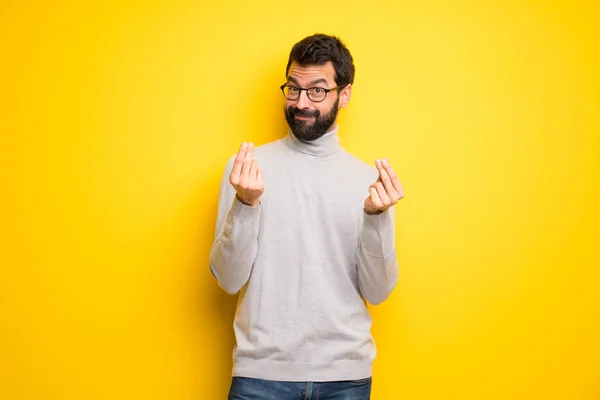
[{"x1": 288, "y1": 107, "x2": 320, "y2": 118}]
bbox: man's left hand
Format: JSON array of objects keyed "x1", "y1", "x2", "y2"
[{"x1": 364, "y1": 158, "x2": 405, "y2": 215}]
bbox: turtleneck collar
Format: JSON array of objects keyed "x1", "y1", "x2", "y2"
[{"x1": 283, "y1": 125, "x2": 342, "y2": 157}]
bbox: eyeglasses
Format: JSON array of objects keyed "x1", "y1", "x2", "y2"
[{"x1": 280, "y1": 83, "x2": 342, "y2": 102}]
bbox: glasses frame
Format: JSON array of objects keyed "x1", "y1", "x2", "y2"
[{"x1": 280, "y1": 83, "x2": 343, "y2": 103}]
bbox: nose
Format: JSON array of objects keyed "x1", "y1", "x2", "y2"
[{"x1": 296, "y1": 89, "x2": 311, "y2": 109}]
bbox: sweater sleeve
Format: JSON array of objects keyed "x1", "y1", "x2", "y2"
[
  {"x1": 209, "y1": 157, "x2": 261, "y2": 294},
  {"x1": 356, "y1": 206, "x2": 399, "y2": 305}
]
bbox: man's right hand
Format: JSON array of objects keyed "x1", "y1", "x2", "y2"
[{"x1": 229, "y1": 142, "x2": 264, "y2": 207}]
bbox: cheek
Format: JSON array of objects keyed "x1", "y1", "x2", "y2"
[{"x1": 320, "y1": 102, "x2": 336, "y2": 115}]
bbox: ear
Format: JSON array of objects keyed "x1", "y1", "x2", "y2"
[{"x1": 338, "y1": 84, "x2": 352, "y2": 108}]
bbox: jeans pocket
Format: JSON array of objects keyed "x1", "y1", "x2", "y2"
[{"x1": 348, "y1": 376, "x2": 372, "y2": 385}]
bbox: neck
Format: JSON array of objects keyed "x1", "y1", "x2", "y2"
[{"x1": 285, "y1": 125, "x2": 341, "y2": 157}]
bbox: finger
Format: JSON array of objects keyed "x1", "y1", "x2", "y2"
[
  {"x1": 381, "y1": 158, "x2": 403, "y2": 194},
  {"x1": 256, "y1": 164, "x2": 263, "y2": 182},
  {"x1": 374, "y1": 182, "x2": 390, "y2": 205},
  {"x1": 240, "y1": 142, "x2": 254, "y2": 180},
  {"x1": 369, "y1": 186, "x2": 383, "y2": 209},
  {"x1": 231, "y1": 142, "x2": 248, "y2": 179},
  {"x1": 248, "y1": 160, "x2": 258, "y2": 185},
  {"x1": 375, "y1": 159, "x2": 397, "y2": 197}
]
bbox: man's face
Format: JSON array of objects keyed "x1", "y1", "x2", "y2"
[{"x1": 283, "y1": 61, "x2": 348, "y2": 141}]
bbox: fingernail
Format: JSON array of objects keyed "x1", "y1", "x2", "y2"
[
  {"x1": 382, "y1": 158, "x2": 388, "y2": 165},
  {"x1": 242, "y1": 142, "x2": 247, "y2": 147},
  {"x1": 249, "y1": 142, "x2": 254, "y2": 148},
  {"x1": 376, "y1": 159, "x2": 380, "y2": 164}
]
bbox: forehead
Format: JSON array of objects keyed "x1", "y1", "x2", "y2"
[{"x1": 287, "y1": 61, "x2": 336, "y2": 85}]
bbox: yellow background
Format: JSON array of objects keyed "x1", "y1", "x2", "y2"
[{"x1": 1, "y1": 1, "x2": 599, "y2": 399}]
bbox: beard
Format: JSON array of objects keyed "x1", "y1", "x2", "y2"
[{"x1": 284, "y1": 98, "x2": 339, "y2": 141}]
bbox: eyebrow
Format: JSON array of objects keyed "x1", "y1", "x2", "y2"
[{"x1": 287, "y1": 77, "x2": 329, "y2": 87}]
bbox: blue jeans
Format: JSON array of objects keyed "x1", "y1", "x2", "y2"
[{"x1": 228, "y1": 376, "x2": 372, "y2": 400}]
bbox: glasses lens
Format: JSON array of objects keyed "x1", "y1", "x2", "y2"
[
  {"x1": 307, "y1": 87, "x2": 326, "y2": 102},
  {"x1": 284, "y1": 86, "x2": 300, "y2": 100}
]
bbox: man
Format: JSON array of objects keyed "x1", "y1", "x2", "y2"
[{"x1": 210, "y1": 34, "x2": 404, "y2": 400}]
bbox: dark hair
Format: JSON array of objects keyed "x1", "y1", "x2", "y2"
[{"x1": 285, "y1": 34, "x2": 355, "y2": 88}]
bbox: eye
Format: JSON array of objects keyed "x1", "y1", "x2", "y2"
[
  {"x1": 288, "y1": 86, "x2": 300, "y2": 92},
  {"x1": 311, "y1": 87, "x2": 324, "y2": 94}
]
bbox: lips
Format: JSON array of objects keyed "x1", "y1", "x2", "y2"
[{"x1": 291, "y1": 108, "x2": 319, "y2": 119}]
